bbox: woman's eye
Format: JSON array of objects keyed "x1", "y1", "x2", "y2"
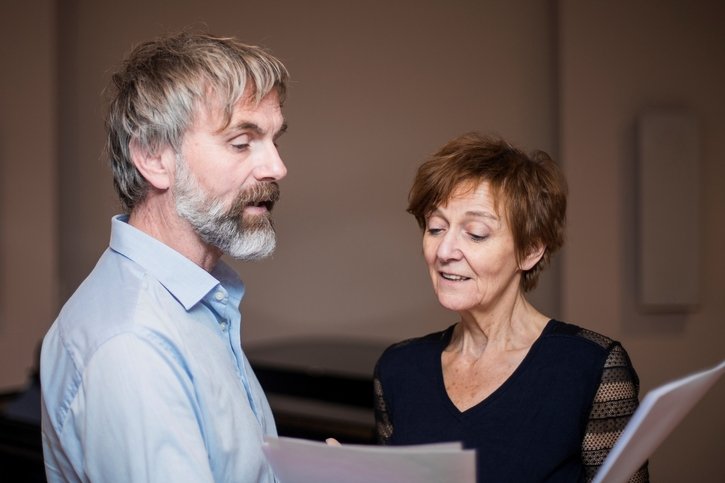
[
  {"x1": 427, "y1": 227, "x2": 444, "y2": 236},
  {"x1": 469, "y1": 233, "x2": 488, "y2": 242}
]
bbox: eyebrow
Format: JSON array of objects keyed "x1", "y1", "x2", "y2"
[
  {"x1": 275, "y1": 122, "x2": 288, "y2": 139},
  {"x1": 225, "y1": 120, "x2": 288, "y2": 138},
  {"x1": 429, "y1": 208, "x2": 498, "y2": 221}
]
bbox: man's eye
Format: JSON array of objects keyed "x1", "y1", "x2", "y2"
[{"x1": 230, "y1": 134, "x2": 251, "y2": 151}]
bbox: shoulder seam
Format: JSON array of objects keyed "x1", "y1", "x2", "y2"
[
  {"x1": 575, "y1": 327, "x2": 616, "y2": 350},
  {"x1": 380, "y1": 328, "x2": 449, "y2": 355},
  {"x1": 54, "y1": 327, "x2": 183, "y2": 435}
]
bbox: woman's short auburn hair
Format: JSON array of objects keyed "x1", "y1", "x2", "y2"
[{"x1": 408, "y1": 132, "x2": 567, "y2": 292}]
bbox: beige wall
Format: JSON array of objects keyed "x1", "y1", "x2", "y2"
[
  {"x1": 0, "y1": 0, "x2": 722, "y2": 480},
  {"x1": 0, "y1": 0, "x2": 58, "y2": 388},
  {"x1": 560, "y1": 1, "x2": 725, "y2": 481},
  {"x1": 54, "y1": 0, "x2": 560, "y2": 344}
]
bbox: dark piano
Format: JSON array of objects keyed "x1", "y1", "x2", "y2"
[{"x1": 246, "y1": 338, "x2": 387, "y2": 444}]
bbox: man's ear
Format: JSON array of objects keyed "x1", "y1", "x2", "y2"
[
  {"x1": 520, "y1": 244, "x2": 546, "y2": 271},
  {"x1": 129, "y1": 138, "x2": 174, "y2": 190}
]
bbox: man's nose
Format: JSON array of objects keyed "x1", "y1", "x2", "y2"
[{"x1": 255, "y1": 143, "x2": 287, "y2": 182}]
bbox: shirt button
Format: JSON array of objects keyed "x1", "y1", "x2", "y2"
[
  {"x1": 214, "y1": 291, "x2": 225, "y2": 301},
  {"x1": 220, "y1": 321, "x2": 229, "y2": 331}
]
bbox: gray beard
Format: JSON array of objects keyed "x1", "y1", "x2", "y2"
[{"x1": 173, "y1": 157, "x2": 278, "y2": 261}]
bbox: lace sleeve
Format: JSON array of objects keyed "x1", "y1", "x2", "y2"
[
  {"x1": 373, "y1": 364, "x2": 393, "y2": 445},
  {"x1": 582, "y1": 344, "x2": 649, "y2": 482}
]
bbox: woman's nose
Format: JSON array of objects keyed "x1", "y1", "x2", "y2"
[{"x1": 436, "y1": 231, "x2": 462, "y2": 261}]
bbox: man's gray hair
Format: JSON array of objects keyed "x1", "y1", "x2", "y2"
[{"x1": 105, "y1": 32, "x2": 289, "y2": 212}]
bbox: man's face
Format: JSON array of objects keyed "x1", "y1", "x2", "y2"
[{"x1": 173, "y1": 91, "x2": 287, "y2": 260}]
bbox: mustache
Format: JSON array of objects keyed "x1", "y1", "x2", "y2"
[{"x1": 230, "y1": 182, "x2": 280, "y2": 215}]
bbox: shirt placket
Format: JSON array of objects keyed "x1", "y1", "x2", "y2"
[{"x1": 210, "y1": 286, "x2": 262, "y2": 423}]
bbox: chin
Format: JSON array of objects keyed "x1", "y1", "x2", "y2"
[{"x1": 436, "y1": 295, "x2": 476, "y2": 313}]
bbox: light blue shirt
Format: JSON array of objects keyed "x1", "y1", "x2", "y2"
[{"x1": 41, "y1": 215, "x2": 278, "y2": 482}]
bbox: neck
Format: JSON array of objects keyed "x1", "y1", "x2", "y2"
[
  {"x1": 452, "y1": 292, "x2": 549, "y2": 357},
  {"x1": 129, "y1": 192, "x2": 221, "y2": 272}
]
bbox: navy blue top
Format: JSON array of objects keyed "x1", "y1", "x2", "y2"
[{"x1": 374, "y1": 320, "x2": 642, "y2": 482}]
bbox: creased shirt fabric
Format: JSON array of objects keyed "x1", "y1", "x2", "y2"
[{"x1": 41, "y1": 215, "x2": 277, "y2": 483}]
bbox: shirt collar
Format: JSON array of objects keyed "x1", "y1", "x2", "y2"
[{"x1": 108, "y1": 214, "x2": 244, "y2": 310}]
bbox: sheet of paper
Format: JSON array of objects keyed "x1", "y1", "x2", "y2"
[
  {"x1": 262, "y1": 436, "x2": 476, "y2": 483},
  {"x1": 593, "y1": 359, "x2": 725, "y2": 483}
]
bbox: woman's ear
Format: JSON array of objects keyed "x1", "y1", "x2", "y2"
[
  {"x1": 520, "y1": 244, "x2": 546, "y2": 271},
  {"x1": 129, "y1": 138, "x2": 174, "y2": 190}
]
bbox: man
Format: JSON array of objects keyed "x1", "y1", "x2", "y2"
[{"x1": 40, "y1": 32, "x2": 289, "y2": 482}]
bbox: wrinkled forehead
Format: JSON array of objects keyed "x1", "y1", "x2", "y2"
[
  {"x1": 192, "y1": 85, "x2": 281, "y2": 132},
  {"x1": 430, "y1": 179, "x2": 512, "y2": 231}
]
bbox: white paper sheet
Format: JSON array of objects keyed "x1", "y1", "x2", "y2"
[
  {"x1": 593, "y1": 359, "x2": 725, "y2": 483},
  {"x1": 262, "y1": 436, "x2": 476, "y2": 483}
]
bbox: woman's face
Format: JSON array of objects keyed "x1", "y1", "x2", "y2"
[{"x1": 423, "y1": 181, "x2": 523, "y2": 315}]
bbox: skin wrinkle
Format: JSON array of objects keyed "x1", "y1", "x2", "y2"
[
  {"x1": 375, "y1": 132, "x2": 646, "y2": 481},
  {"x1": 425, "y1": 182, "x2": 548, "y2": 411}
]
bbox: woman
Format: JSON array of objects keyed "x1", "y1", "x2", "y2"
[{"x1": 374, "y1": 133, "x2": 648, "y2": 482}]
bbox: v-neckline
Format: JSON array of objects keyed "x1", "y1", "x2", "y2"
[{"x1": 436, "y1": 319, "x2": 555, "y2": 417}]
